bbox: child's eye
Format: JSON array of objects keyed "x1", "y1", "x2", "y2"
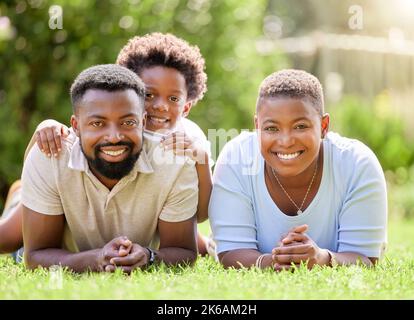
[
  {"x1": 169, "y1": 96, "x2": 180, "y2": 103},
  {"x1": 122, "y1": 120, "x2": 137, "y2": 127},
  {"x1": 145, "y1": 93, "x2": 154, "y2": 100},
  {"x1": 91, "y1": 121, "x2": 103, "y2": 127}
]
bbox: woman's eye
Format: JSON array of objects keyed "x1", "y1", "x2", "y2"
[
  {"x1": 295, "y1": 124, "x2": 308, "y2": 130},
  {"x1": 169, "y1": 96, "x2": 180, "y2": 103}
]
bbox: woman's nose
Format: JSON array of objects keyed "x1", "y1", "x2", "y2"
[{"x1": 277, "y1": 132, "x2": 295, "y2": 147}]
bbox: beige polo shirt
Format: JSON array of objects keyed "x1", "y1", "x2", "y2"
[{"x1": 21, "y1": 131, "x2": 198, "y2": 252}]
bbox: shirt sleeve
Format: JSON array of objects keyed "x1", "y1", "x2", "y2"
[
  {"x1": 21, "y1": 145, "x2": 63, "y2": 215},
  {"x1": 337, "y1": 147, "x2": 388, "y2": 258},
  {"x1": 209, "y1": 142, "x2": 258, "y2": 254},
  {"x1": 159, "y1": 161, "x2": 199, "y2": 222}
]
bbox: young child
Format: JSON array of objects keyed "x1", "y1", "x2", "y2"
[{"x1": 0, "y1": 33, "x2": 214, "y2": 258}]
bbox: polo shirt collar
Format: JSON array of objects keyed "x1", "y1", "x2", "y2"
[{"x1": 68, "y1": 137, "x2": 153, "y2": 175}]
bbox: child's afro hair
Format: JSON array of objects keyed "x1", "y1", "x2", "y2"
[{"x1": 116, "y1": 33, "x2": 207, "y2": 105}]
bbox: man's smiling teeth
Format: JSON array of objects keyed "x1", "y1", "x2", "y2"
[
  {"x1": 276, "y1": 152, "x2": 301, "y2": 160},
  {"x1": 102, "y1": 149, "x2": 126, "y2": 156}
]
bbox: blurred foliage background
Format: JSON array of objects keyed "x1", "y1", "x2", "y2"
[{"x1": 0, "y1": 0, "x2": 413, "y2": 218}]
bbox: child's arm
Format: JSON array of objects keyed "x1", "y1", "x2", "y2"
[
  {"x1": 24, "y1": 119, "x2": 69, "y2": 161},
  {"x1": 194, "y1": 156, "x2": 212, "y2": 223},
  {"x1": 161, "y1": 132, "x2": 212, "y2": 223}
]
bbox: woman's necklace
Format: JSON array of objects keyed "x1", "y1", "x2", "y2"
[{"x1": 271, "y1": 160, "x2": 318, "y2": 215}]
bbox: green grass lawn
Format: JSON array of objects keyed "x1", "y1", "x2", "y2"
[{"x1": 1, "y1": 218, "x2": 413, "y2": 300}]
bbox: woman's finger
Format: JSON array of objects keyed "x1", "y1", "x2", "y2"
[
  {"x1": 272, "y1": 253, "x2": 309, "y2": 264},
  {"x1": 281, "y1": 232, "x2": 307, "y2": 245},
  {"x1": 272, "y1": 243, "x2": 312, "y2": 255}
]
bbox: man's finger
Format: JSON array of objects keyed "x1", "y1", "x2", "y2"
[
  {"x1": 110, "y1": 250, "x2": 146, "y2": 266},
  {"x1": 104, "y1": 265, "x2": 116, "y2": 272},
  {"x1": 119, "y1": 244, "x2": 132, "y2": 257}
]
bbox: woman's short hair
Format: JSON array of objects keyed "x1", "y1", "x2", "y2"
[{"x1": 258, "y1": 69, "x2": 324, "y2": 115}]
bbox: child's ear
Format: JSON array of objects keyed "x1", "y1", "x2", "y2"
[
  {"x1": 142, "y1": 112, "x2": 147, "y2": 128},
  {"x1": 181, "y1": 101, "x2": 193, "y2": 118},
  {"x1": 70, "y1": 115, "x2": 80, "y2": 137},
  {"x1": 321, "y1": 113, "x2": 330, "y2": 138},
  {"x1": 254, "y1": 114, "x2": 259, "y2": 129}
]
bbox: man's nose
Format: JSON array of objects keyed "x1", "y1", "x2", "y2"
[{"x1": 104, "y1": 125, "x2": 124, "y2": 143}]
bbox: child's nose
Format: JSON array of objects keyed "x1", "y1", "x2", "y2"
[{"x1": 153, "y1": 98, "x2": 169, "y2": 111}]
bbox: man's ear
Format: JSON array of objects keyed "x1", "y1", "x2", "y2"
[
  {"x1": 321, "y1": 113, "x2": 330, "y2": 138},
  {"x1": 70, "y1": 115, "x2": 80, "y2": 137},
  {"x1": 181, "y1": 101, "x2": 193, "y2": 118}
]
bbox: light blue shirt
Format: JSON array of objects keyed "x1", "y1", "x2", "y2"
[{"x1": 209, "y1": 131, "x2": 387, "y2": 258}]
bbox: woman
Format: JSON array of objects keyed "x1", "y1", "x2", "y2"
[{"x1": 209, "y1": 69, "x2": 387, "y2": 270}]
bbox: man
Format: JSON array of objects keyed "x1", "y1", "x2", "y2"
[{"x1": 21, "y1": 64, "x2": 198, "y2": 272}]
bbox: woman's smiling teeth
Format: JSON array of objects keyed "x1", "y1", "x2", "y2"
[{"x1": 276, "y1": 151, "x2": 302, "y2": 160}]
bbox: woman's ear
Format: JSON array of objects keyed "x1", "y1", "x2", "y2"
[
  {"x1": 70, "y1": 115, "x2": 80, "y2": 137},
  {"x1": 321, "y1": 113, "x2": 330, "y2": 138}
]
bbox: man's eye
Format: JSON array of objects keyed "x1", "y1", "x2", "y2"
[
  {"x1": 169, "y1": 96, "x2": 180, "y2": 103},
  {"x1": 145, "y1": 93, "x2": 154, "y2": 100},
  {"x1": 123, "y1": 120, "x2": 137, "y2": 126}
]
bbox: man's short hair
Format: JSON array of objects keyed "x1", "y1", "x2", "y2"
[
  {"x1": 70, "y1": 64, "x2": 146, "y2": 112},
  {"x1": 116, "y1": 32, "x2": 207, "y2": 105},
  {"x1": 258, "y1": 69, "x2": 324, "y2": 115}
]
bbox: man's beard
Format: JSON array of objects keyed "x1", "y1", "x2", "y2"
[{"x1": 80, "y1": 138, "x2": 140, "y2": 180}]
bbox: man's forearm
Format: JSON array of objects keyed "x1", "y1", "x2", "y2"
[
  {"x1": 25, "y1": 248, "x2": 101, "y2": 273},
  {"x1": 155, "y1": 247, "x2": 197, "y2": 266}
]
